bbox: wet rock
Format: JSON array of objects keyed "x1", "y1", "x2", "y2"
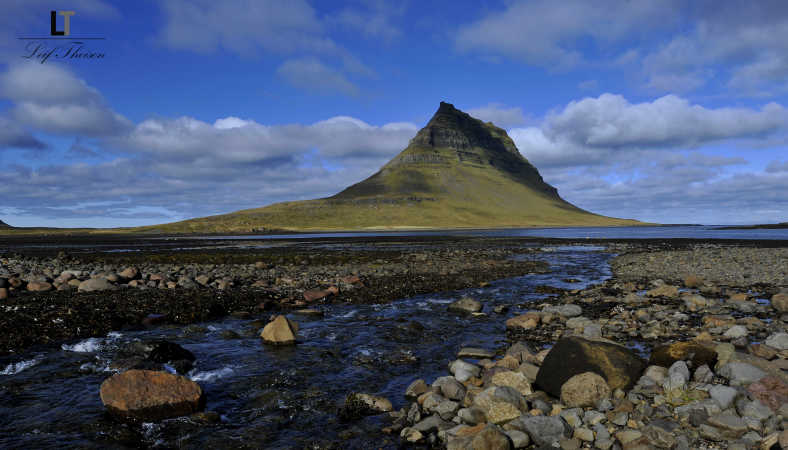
[
  {"x1": 448, "y1": 296, "x2": 482, "y2": 314},
  {"x1": 340, "y1": 393, "x2": 392, "y2": 419},
  {"x1": 508, "y1": 415, "x2": 567, "y2": 447},
  {"x1": 683, "y1": 275, "x2": 703, "y2": 288},
  {"x1": 505, "y1": 313, "x2": 539, "y2": 330},
  {"x1": 78, "y1": 277, "x2": 117, "y2": 292},
  {"x1": 147, "y1": 340, "x2": 196, "y2": 364},
  {"x1": 535, "y1": 336, "x2": 646, "y2": 397},
  {"x1": 260, "y1": 315, "x2": 299, "y2": 345},
  {"x1": 400, "y1": 427, "x2": 423, "y2": 443},
  {"x1": 99, "y1": 369, "x2": 205, "y2": 422},
  {"x1": 458, "y1": 347, "x2": 495, "y2": 359},
  {"x1": 0, "y1": 287, "x2": 8, "y2": 300},
  {"x1": 560, "y1": 372, "x2": 611, "y2": 408},
  {"x1": 683, "y1": 294, "x2": 713, "y2": 311},
  {"x1": 542, "y1": 304, "x2": 582, "y2": 317},
  {"x1": 764, "y1": 332, "x2": 788, "y2": 351}
]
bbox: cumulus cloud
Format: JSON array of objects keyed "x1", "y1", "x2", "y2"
[
  {"x1": 510, "y1": 94, "x2": 787, "y2": 168},
  {"x1": 467, "y1": 103, "x2": 527, "y2": 128},
  {"x1": 276, "y1": 58, "x2": 360, "y2": 96},
  {"x1": 455, "y1": 0, "x2": 678, "y2": 68},
  {"x1": 0, "y1": 64, "x2": 131, "y2": 136}
]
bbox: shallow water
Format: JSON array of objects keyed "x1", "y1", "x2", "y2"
[
  {"x1": 198, "y1": 225, "x2": 788, "y2": 241},
  {"x1": 0, "y1": 246, "x2": 625, "y2": 448}
]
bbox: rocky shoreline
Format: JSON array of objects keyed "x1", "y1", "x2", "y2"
[
  {"x1": 2, "y1": 238, "x2": 787, "y2": 449},
  {"x1": 381, "y1": 243, "x2": 788, "y2": 449},
  {"x1": 0, "y1": 238, "x2": 548, "y2": 355}
]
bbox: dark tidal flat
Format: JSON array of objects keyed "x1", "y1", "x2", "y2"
[{"x1": 0, "y1": 233, "x2": 786, "y2": 449}]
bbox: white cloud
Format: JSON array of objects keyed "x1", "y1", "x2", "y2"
[
  {"x1": 326, "y1": 0, "x2": 404, "y2": 41},
  {"x1": 276, "y1": 58, "x2": 360, "y2": 96},
  {"x1": 467, "y1": 103, "x2": 527, "y2": 128},
  {"x1": 455, "y1": 0, "x2": 678, "y2": 68},
  {"x1": 0, "y1": 63, "x2": 131, "y2": 136}
]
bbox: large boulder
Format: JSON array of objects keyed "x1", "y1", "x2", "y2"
[
  {"x1": 649, "y1": 341, "x2": 717, "y2": 369},
  {"x1": 535, "y1": 336, "x2": 646, "y2": 398},
  {"x1": 260, "y1": 315, "x2": 299, "y2": 344},
  {"x1": 472, "y1": 386, "x2": 527, "y2": 424},
  {"x1": 99, "y1": 370, "x2": 204, "y2": 422},
  {"x1": 448, "y1": 296, "x2": 482, "y2": 314}
]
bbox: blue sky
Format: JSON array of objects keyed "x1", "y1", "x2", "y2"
[{"x1": 1, "y1": 0, "x2": 787, "y2": 227}]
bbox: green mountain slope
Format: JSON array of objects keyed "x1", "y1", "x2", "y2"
[{"x1": 139, "y1": 102, "x2": 643, "y2": 233}]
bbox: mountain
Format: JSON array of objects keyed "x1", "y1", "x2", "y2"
[
  {"x1": 0, "y1": 220, "x2": 10, "y2": 229},
  {"x1": 140, "y1": 102, "x2": 642, "y2": 233}
]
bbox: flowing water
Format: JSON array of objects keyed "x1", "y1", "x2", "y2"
[{"x1": 0, "y1": 245, "x2": 677, "y2": 448}]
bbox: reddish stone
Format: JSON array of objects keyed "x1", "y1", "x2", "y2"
[
  {"x1": 26, "y1": 281, "x2": 53, "y2": 292},
  {"x1": 341, "y1": 275, "x2": 361, "y2": 284},
  {"x1": 747, "y1": 376, "x2": 788, "y2": 411},
  {"x1": 0, "y1": 287, "x2": 7, "y2": 300},
  {"x1": 326, "y1": 285, "x2": 339, "y2": 295},
  {"x1": 100, "y1": 370, "x2": 204, "y2": 422},
  {"x1": 303, "y1": 289, "x2": 330, "y2": 302}
]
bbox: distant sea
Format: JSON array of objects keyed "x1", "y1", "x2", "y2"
[{"x1": 202, "y1": 225, "x2": 788, "y2": 241}]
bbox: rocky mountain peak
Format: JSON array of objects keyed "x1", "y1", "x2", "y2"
[
  {"x1": 0, "y1": 220, "x2": 10, "y2": 228},
  {"x1": 408, "y1": 102, "x2": 522, "y2": 158}
]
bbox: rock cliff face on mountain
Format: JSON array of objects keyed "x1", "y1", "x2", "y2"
[{"x1": 141, "y1": 102, "x2": 642, "y2": 232}]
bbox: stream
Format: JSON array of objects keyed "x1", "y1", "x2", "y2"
[{"x1": 1, "y1": 245, "x2": 614, "y2": 449}]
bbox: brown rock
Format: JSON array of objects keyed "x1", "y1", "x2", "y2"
[
  {"x1": 26, "y1": 281, "x2": 53, "y2": 292},
  {"x1": 728, "y1": 292, "x2": 749, "y2": 302},
  {"x1": 0, "y1": 287, "x2": 8, "y2": 300},
  {"x1": 119, "y1": 267, "x2": 140, "y2": 280},
  {"x1": 748, "y1": 343, "x2": 777, "y2": 360},
  {"x1": 683, "y1": 275, "x2": 703, "y2": 288},
  {"x1": 535, "y1": 336, "x2": 646, "y2": 397},
  {"x1": 99, "y1": 370, "x2": 204, "y2": 422},
  {"x1": 560, "y1": 372, "x2": 611, "y2": 407},
  {"x1": 772, "y1": 292, "x2": 788, "y2": 313},
  {"x1": 649, "y1": 341, "x2": 717, "y2": 368},
  {"x1": 506, "y1": 313, "x2": 539, "y2": 330},
  {"x1": 303, "y1": 289, "x2": 330, "y2": 302},
  {"x1": 326, "y1": 285, "x2": 339, "y2": 295},
  {"x1": 260, "y1": 315, "x2": 299, "y2": 344},
  {"x1": 702, "y1": 315, "x2": 736, "y2": 328},
  {"x1": 646, "y1": 284, "x2": 678, "y2": 298}
]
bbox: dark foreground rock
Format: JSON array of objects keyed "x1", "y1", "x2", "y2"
[
  {"x1": 535, "y1": 336, "x2": 646, "y2": 397},
  {"x1": 99, "y1": 370, "x2": 205, "y2": 422}
]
